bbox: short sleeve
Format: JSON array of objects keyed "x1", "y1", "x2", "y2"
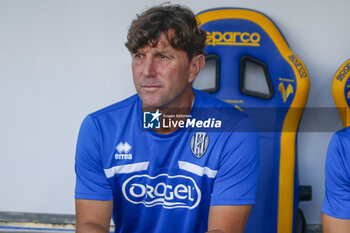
[
  {"x1": 211, "y1": 117, "x2": 259, "y2": 205},
  {"x1": 322, "y1": 133, "x2": 350, "y2": 219},
  {"x1": 74, "y1": 115, "x2": 113, "y2": 200}
]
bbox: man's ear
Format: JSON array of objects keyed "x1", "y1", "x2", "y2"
[{"x1": 188, "y1": 54, "x2": 205, "y2": 83}]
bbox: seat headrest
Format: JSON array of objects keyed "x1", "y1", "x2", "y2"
[
  {"x1": 332, "y1": 59, "x2": 350, "y2": 127},
  {"x1": 195, "y1": 8, "x2": 309, "y2": 111}
]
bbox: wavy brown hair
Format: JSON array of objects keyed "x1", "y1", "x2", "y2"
[{"x1": 125, "y1": 4, "x2": 207, "y2": 60}]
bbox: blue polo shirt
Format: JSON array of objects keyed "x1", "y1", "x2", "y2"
[{"x1": 75, "y1": 89, "x2": 259, "y2": 232}]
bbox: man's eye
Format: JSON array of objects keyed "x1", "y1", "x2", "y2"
[
  {"x1": 133, "y1": 54, "x2": 143, "y2": 59},
  {"x1": 157, "y1": 54, "x2": 168, "y2": 59}
]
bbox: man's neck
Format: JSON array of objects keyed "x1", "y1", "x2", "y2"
[{"x1": 142, "y1": 91, "x2": 195, "y2": 134}]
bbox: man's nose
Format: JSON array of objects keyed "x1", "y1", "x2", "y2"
[{"x1": 143, "y1": 56, "x2": 156, "y2": 77}]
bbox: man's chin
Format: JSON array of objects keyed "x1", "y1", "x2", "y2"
[{"x1": 141, "y1": 99, "x2": 164, "y2": 110}]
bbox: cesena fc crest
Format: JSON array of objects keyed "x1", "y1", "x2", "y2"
[{"x1": 190, "y1": 132, "x2": 209, "y2": 158}]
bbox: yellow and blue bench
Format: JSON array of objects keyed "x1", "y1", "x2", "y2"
[{"x1": 195, "y1": 8, "x2": 310, "y2": 233}]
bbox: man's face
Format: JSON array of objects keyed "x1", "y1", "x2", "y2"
[{"x1": 132, "y1": 33, "x2": 197, "y2": 109}]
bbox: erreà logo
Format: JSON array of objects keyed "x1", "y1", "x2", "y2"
[
  {"x1": 116, "y1": 142, "x2": 131, "y2": 153},
  {"x1": 122, "y1": 174, "x2": 201, "y2": 209},
  {"x1": 206, "y1": 31, "x2": 261, "y2": 46},
  {"x1": 115, "y1": 142, "x2": 132, "y2": 160}
]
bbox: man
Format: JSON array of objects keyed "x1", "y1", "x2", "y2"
[
  {"x1": 322, "y1": 126, "x2": 350, "y2": 233},
  {"x1": 75, "y1": 4, "x2": 259, "y2": 233}
]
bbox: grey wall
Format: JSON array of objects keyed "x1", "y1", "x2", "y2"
[{"x1": 0, "y1": 0, "x2": 349, "y2": 224}]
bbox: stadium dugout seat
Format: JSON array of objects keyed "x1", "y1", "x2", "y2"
[
  {"x1": 332, "y1": 59, "x2": 350, "y2": 127},
  {"x1": 194, "y1": 8, "x2": 311, "y2": 233}
]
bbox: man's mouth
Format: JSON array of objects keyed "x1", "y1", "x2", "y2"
[{"x1": 142, "y1": 85, "x2": 162, "y2": 91}]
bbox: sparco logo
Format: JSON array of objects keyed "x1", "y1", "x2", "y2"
[{"x1": 122, "y1": 174, "x2": 201, "y2": 209}]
